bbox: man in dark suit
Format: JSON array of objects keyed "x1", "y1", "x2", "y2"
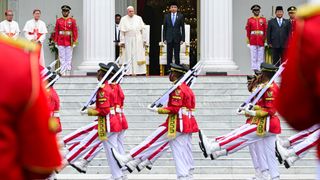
[
  {"x1": 114, "y1": 14, "x2": 121, "y2": 60},
  {"x1": 163, "y1": 1, "x2": 185, "y2": 70},
  {"x1": 267, "y1": 6, "x2": 291, "y2": 67}
]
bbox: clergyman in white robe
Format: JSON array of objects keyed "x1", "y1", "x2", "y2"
[
  {"x1": 0, "y1": 20, "x2": 20, "y2": 40},
  {"x1": 23, "y1": 19, "x2": 48, "y2": 66},
  {"x1": 119, "y1": 14, "x2": 146, "y2": 75}
]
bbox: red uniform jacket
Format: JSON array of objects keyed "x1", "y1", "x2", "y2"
[
  {"x1": 54, "y1": 17, "x2": 78, "y2": 46},
  {"x1": 159, "y1": 82, "x2": 196, "y2": 133},
  {"x1": 0, "y1": 37, "x2": 61, "y2": 180},
  {"x1": 255, "y1": 82, "x2": 281, "y2": 134},
  {"x1": 290, "y1": 18, "x2": 296, "y2": 37},
  {"x1": 117, "y1": 84, "x2": 128, "y2": 130},
  {"x1": 91, "y1": 83, "x2": 122, "y2": 132},
  {"x1": 277, "y1": 11, "x2": 320, "y2": 157},
  {"x1": 47, "y1": 86, "x2": 62, "y2": 133},
  {"x1": 246, "y1": 16, "x2": 267, "y2": 46},
  {"x1": 184, "y1": 84, "x2": 199, "y2": 132}
]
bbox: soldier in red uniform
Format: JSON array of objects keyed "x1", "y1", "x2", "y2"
[
  {"x1": 199, "y1": 63, "x2": 281, "y2": 179},
  {"x1": 0, "y1": 37, "x2": 61, "y2": 179},
  {"x1": 287, "y1": 6, "x2": 297, "y2": 37},
  {"x1": 246, "y1": 4, "x2": 267, "y2": 74},
  {"x1": 112, "y1": 64, "x2": 198, "y2": 179},
  {"x1": 54, "y1": 5, "x2": 78, "y2": 75},
  {"x1": 47, "y1": 72, "x2": 62, "y2": 134},
  {"x1": 276, "y1": 5, "x2": 320, "y2": 178}
]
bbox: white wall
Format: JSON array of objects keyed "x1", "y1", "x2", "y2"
[
  {"x1": 233, "y1": 0, "x2": 307, "y2": 74},
  {"x1": 9, "y1": 0, "x2": 83, "y2": 68}
]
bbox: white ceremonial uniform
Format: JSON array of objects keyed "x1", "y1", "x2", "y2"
[
  {"x1": 119, "y1": 14, "x2": 146, "y2": 75},
  {"x1": 0, "y1": 20, "x2": 20, "y2": 39},
  {"x1": 23, "y1": 19, "x2": 47, "y2": 66}
]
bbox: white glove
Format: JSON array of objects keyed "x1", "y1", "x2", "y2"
[
  {"x1": 245, "y1": 105, "x2": 256, "y2": 116},
  {"x1": 180, "y1": 41, "x2": 184, "y2": 45},
  {"x1": 55, "y1": 44, "x2": 59, "y2": 48},
  {"x1": 80, "y1": 109, "x2": 88, "y2": 115},
  {"x1": 264, "y1": 42, "x2": 268, "y2": 47},
  {"x1": 247, "y1": 44, "x2": 250, "y2": 48},
  {"x1": 88, "y1": 104, "x2": 96, "y2": 109},
  {"x1": 72, "y1": 44, "x2": 76, "y2": 48},
  {"x1": 147, "y1": 104, "x2": 158, "y2": 113},
  {"x1": 237, "y1": 109, "x2": 246, "y2": 115},
  {"x1": 163, "y1": 40, "x2": 167, "y2": 45}
]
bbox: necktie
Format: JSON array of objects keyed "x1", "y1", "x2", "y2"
[
  {"x1": 278, "y1": 19, "x2": 282, "y2": 27},
  {"x1": 172, "y1": 13, "x2": 175, "y2": 26}
]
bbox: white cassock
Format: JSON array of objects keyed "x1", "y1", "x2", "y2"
[
  {"x1": 23, "y1": 19, "x2": 48, "y2": 67},
  {"x1": 119, "y1": 15, "x2": 146, "y2": 75},
  {"x1": 0, "y1": 20, "x2": 20, "y2": 40}
]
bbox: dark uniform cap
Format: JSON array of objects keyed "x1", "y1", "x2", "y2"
[
  {"x1": 99, "y1": 62, "x2": 119, "y2": 74},
  {"x1": 61, "y1": 5, "x2": 71, "y2": 11},
  {"x1": 287, "y1": 6, "x2": 297, "y2": 13},
  {"x1": 169, "y1": 1, "x2": 178, "y2": 7},
  {"x1": 251, "y1": 4, "x2": 261, "y2": 11},
  {"x1": 276, "y1": 6, "x2": 283, "y2": 11},
  {"x1": 260, "y1": 62, "x2": 278, "y2": 72},
  {"x1": 169, "y1": 63, "x2": 189, "y2": 74}
]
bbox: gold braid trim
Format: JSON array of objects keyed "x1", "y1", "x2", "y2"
[
  {"x1": 254, "y1": 105, "x2": 262, "y2": 110},
  {"x1": 167, "y1": 114, "x2": 177, "y2": 139},
  {"x1": 158, "y1": 108, "x2": 171, "y2": 114},
  {"x1": 256, "y1": 116, "x2": 267, "y2": 137},
  {"x1": 88, "y1": 108, "x2": 99, "y2": 116},
  {"x1": 255, "y1": 110, "x2": 268, "y2": 118},
  {"x1": 98, "y1": 116, "x2": 107, "y2": 141}
]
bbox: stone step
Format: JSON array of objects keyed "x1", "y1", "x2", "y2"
[
  {"x1": 56, "y1": 89, "x2": 250, "y2": 96},
  {"x1": 55, "y1": 83, "x2": 248, "y2": 90},
  {"x1": 56, "y1": 174, "x2": 316, "y2": 180},
  {"x1": 57, "y1": 76, "x2": 248, "y2": 84},
  {"x1": 59, "y1": 165, "x2": 316, "y2": 174}
]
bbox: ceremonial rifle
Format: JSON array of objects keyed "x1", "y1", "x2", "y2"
[{"x1": 149, "y1": 61, "x2": 202, "y2": 108}]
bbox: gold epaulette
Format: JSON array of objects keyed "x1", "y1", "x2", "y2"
[
  {"x1": 0, "y1": 35, "x2": 38, "y2": 52},
  {"x1": 297, "y1": 5, "x2": 320, "y2": 19}
]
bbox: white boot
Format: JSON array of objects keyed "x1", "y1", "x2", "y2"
[
  {"x1": 70, "y1": 159, "x2": 89, "y2": 173},
  {"x1": 277, "y1": 136, "x2": 290, "y2": 148},
  {"x1": 260, "y1": 170, "x2": 271, "y2": 180},
  {"x1": 276, "y1": 141, "x2": 296, "y2": 162},
  {"x1": 137, "y1": 159, "x2": 152, "y2": 172},
  {"x1": 125, "y1": 158, "x2": 142, "y2": 173},
  {"x1": 111, "y1": 148, "x2": 132, "y2": 168},
  {"x1": 211, "y1": 149, "x2": 227, "y2": 160},
  {"x1": 198, "y1": 130, "x2": 220, "y2": 157},
  {"x1": 284, "y1": 155, "x2": 299, "y2": 169}
]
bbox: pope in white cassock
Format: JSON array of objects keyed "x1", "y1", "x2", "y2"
[
  {"x1": 23, "y1": 9, "x2": 48, "y2": 67},
  {"x1": 119, "y1": 6, "x2": 146, "y2": 75},
  {"x1": 0, "y1": 10, "x2": 20, "y2": 40}
]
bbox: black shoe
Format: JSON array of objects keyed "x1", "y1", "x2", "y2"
[
  {"x1": 284, "y1": 160, "x2": 291, "y2": 169},
  {"x1": 198, "y1": 130, "x2": 208, "y2": 158},
  {"x1": 70, "y1": 163, "x2": 86, "y2": 174},
  {"x1": 275, "y1": 143, "x2": 283, "y2": 164}
]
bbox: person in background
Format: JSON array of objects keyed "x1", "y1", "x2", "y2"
[
  {"x1": 287, "y1": 6, "x2": 297, "y2": 37},
  {"x1": 245, "y1": 4, "x2": 267, "y2": 75},
  {"x1": 54, "y1": 5, "x2": 78, "y2": 76},
  {"x1": 23, "y1": 9, "x2": 48, "y2": 66},
  {"x1": 267, "y1": 6, "x2": 291, "y2": 67},
  {"x1": 115, "y1": 14, "x2": 121, "y2": 59},
  {"x1": 0, "y1": 10, "x2": 20, "y2": 40}
]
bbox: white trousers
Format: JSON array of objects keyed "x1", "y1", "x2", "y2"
[
  {"x1": 58, "y1": 45, "x2": 73, "y2": 73},
  {"x1": 130, "y1": 126, "x2": 191, "y2": 178},
  {"x1": 217, "y1": 124, "x2": 279, "y2": 178},
  {"x1": 291, "y1": 129, "x2": 320, "y2": 158},
  {"x1": 288, "y1": 124, "x2": 320, "y2": 145},
  {"x1": 63, "y1": 122, "x2": 97, "y2": 147},
  {"x1": 250, "y1": 45, "x2": 264, "y2": 70}
]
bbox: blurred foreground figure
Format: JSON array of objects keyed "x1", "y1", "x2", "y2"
[
  {"x1": 276, "y1": 4, "x2": 320, "y2": 178},
  {"x1": 0, "y1": 36, "x2": 61, "y2": 180}
]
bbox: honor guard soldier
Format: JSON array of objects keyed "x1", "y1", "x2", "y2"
[
  {"x1": 54, "y1": 5, "x2": 78, "y2": 75},
  {"x1": 0, "y1": 36, "x2": 61, "y2": 179},
  {"x1": 246, "y1": 4, "x2": 267, "y2": 74},
  {"x1": 112, "y1": 64, "x2": 199, "y2": 179},
  {"x1": 287, "y1": 6, "x2": 297, "y2": 37},
  {"x1": 199, "y1": 63, "x2": 281, "y2": 180}
]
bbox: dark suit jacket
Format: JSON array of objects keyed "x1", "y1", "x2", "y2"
[
  {"x1": 267, "y1": 18, "x2": 291, "y2": 48},
  {"x1": 163, "y1": 12, "x2": 185, "y2": 43}
]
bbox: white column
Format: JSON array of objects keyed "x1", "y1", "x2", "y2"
[
  {"x1": 78, "y1": 0, "x2": 115, "y2": 72},
  {"x1": 200, "y1": 0, "x2": 238, "y2": 73}
]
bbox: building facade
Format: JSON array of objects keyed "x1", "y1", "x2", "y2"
[{"x1": 3, "y1": 0, "x2": 308, "y2": 74}]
